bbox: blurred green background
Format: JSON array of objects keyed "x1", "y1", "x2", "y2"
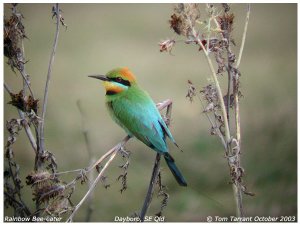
[{"x1": 4, "y1": 3, "x2": 297, "y2": 222}]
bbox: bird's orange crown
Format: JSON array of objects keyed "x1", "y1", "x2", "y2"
[{"x1": 106, "y1": 67, "x2": 136, "y2": 83}]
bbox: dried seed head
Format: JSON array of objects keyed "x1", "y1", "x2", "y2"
[
  {"x1": 26, "y1": 171, "x2": 53, "y2": 186},
  {"x1": 170, "y1": 4, "x2": 201, "y2": 37},
  {"x1": 4, "y1": 4, "x2": 27, "y2": 71},
  {"x1": 169, "y1": 14, "x2": 184, "y2": 35},
  {"x1": 186, "y1": 80, "x2": 197, "y2": 102},
  {"x1": 222, "y1": 3, "x2": 230, "y2": 13},
  {"x1": 46, "y1": 196, "x2": 71, "y2": 215},
  {"x1": 8, "y1": 90, "x2": 39, "y2": 113},
  {"x1": 34, "y1": 183, "x2": 65, "y2": 203},
  {"x1": 217, "y1": 13, "x2": 235, "y2": 34},
  {"x1": 200, "y1": 84, "x2": 219, "y2": 105},
  {"x1": 159, "y1": 39, "x2": 176, "y2": 54}
]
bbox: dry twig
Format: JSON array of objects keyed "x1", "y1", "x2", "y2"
[
  {"x1": 140, "y1": 153, "x2": 161, "y2": 221},
  {"x1": 164, "y1": 3, "x2": 252, "y2": 216}
]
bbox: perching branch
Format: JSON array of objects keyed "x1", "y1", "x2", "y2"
[
  {"x1": 140, "y1": 153, "x2": 161, "y2": 221},
  {"x1": 67, "y1": 149, "x2": 119, "y2": 222},
  {"x1": 140, "y1": 99, "x2": 173, "y2": 220},
  {"x1": 64, "y1": 99, "x2": 173, "y2": 222}
]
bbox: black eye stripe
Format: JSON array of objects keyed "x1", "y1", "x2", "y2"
[
  {"x1": 109, "y1": 77, "x2": 131, "y2": 87},
  {"x1": 106, "y1": 90, "x2": 117, "y2": 95}
]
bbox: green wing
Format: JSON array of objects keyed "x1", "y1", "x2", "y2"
[{"x1": 107, "y1": 91, "x2": 176, "y2": 153}]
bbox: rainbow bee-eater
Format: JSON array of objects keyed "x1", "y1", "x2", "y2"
[{"x1": 89, "y1": 67, "x2": 187, "y2": 186}]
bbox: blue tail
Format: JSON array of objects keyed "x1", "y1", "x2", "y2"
[{"x1": 164, "y1": 153, "x2": 187, "y2": 186}]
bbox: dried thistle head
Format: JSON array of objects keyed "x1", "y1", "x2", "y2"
[
  {"x1": 8, "y1": 90, "x2": 39, "y2": 114},
  {"x1": 46, "y1": 196, "x2": 71, "y2": 216},
  {"x1": 170, "y1": 3, "x2": 200, "y2": 37},
  {"x1": 169, "y1": 14, "x2": 183, "y2": 35},
  {"x1": 4, "y1": 4, "x2": 27, "y2": 71},
  {"x1": 33, "y1": 183, "x2": 65, "y2": 203},
  {"x1": 26, "y1": 171, "x2": 54, "y2": 186},
  {"x1": 26, "y1": 170, "x2": 64, "y2": 204}
]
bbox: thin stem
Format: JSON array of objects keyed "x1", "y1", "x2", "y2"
[
  {"x1": 19, "y1": 112, "x2": 38, "y2": 152},
  {"x1": 204, "y1": 51, "x2": 230, "y2": 143},
  {"x1": 19, "y1": 69, "x2": 35, "y2": 98},
  {"x1": 20, "y1": 40, "x2": 35, "y2": 98},
  {"x1": 236, "y1": 4, "x2": 250, "y2": 68},
  {"x1": 235, "y1": 96, "x2": 241, "y2": 146},
  {"x1": 156, "y1": 99, "x2": 172, "y2": 111},
  {"x1": 54, "y1": 168, "x2": 84, "y2": 176},
  {"x1": 233, "y1": 183, "x2": 244, "y2": 217},
  {"x1": 226, "y1": 69, "x2": 231, "y2": 124},
  {"x1": 206, "y1": 4, "x2": 212, "y2": 53},
  {"x1": 235, "y1": 4, "x2": 250, "y2": 145},
  {"x1": 4, "y1": 82, "x2": 13, "y2": 95},
  {"x1": 77, "y1": 100, "x2": 93, "y2": 160},
  {"x1": 197, "y1": 94, "x2": 226, "y2": 148},
  {"x1": 232, "y1": 6, "x2": 251, "y2": 216},
  {"x1": 140, "y1": 153, "x2": 161, "y2": 221},
  {"x1": 190, "y1": 24, "x2": 230, "y2": 143},
  {"x1": 187, "y1": 9, "x2": 245, "y2": 216},
  {"x1": 39, "y1": 3, "x2": 60, "y2": 154},
  {"x1": 76, "y1": 100, "x2": 95, "y2": 222},
  {"x1": 66, "y1": 150, "x2": 119, "y2": 222},
  {"x1": 7, "y1": 160, "x2": 31, "y2": 216},
  {"x1": 4, "y1": 192, "x2": 31, "y2": 216},
  {"x1": 88, "y1": 135, "x2": 131, "y2": 172}
]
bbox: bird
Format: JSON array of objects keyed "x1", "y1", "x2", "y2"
[{"x1": 89, "y1": 67, "x2": 187, "y2": 186}]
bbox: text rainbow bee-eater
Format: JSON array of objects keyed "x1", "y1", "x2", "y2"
[{"x1": 89, "y1": 67, "x2": 187, "y2": 186}]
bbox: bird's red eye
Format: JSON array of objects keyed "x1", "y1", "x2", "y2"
[{"x1": 111, "y1": 77, "x2": 131, "y2": 86}]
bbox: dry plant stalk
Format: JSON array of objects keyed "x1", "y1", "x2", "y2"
[
  {"x1": 160, "y1": 3, "x2": 253, "y2": 216},
  {"x1": 4, "y1": 3, "x2": 72, "y2": 219}
]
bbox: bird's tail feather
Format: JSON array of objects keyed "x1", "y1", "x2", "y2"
[{"x1": 164, "y1": 153, "x2": 187, "y2": 187}]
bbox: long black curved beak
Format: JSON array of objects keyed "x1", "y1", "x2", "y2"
[{"x1": 88, "y1": 75, "x2": 109, "y2": 81}]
